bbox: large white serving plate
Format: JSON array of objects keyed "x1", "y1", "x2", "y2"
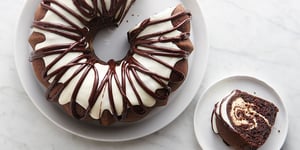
[
  {"x1": 194, "y1": 75, "x2": 288, "y2": 149},
  {"x1": 14, "y1": 0, "x2": 209, "y2": 142}
]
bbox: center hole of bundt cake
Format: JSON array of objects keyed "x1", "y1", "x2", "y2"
[{"x1": 92, "y1": 27, "x2": 130, "y2": 62}]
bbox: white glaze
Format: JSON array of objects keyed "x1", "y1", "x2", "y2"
[
  {"x1": 132, "y1": 6, "x2": 184, "y2": 81},
  {"x1": 137, "y1": 6, "x2": 182, "y2": 38},
  {"x1": 212, "y1": 91, "x2": 236, "y2": 133},
  {"x1": 220, "y1": 90, "x2": 237, "y2": 129},
  {"x1": 33, "y1": 28, "x2": 76, "y2": 51},
  {"x1": 211, "y1": 104, "x2": 219, "y2": 133},
  {"x1": 31, "y1": 0, "x2": 187, "y2": 119},
  {"x1": 104, "y1": 0, "x2": 111, "y2": 11}
]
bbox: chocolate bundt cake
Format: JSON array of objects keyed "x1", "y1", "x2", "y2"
[
  {"x1": 28, "y1": 0, "x2": 194, "y2": 126},
  {"x1": 211, "y1": 90, "x2": 279, "y2": 150}
]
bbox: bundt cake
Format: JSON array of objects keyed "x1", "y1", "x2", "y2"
[{"x1": 28, "y1": 0, "x2": 194, "y2": 126}]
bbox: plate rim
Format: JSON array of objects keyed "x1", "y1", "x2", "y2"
[
  {"x1": 193, "y1": 75, "x2": 289, "y2": 149},
  {"x1": 14, "y1": 0, "x2": 209, "y2": 142}
]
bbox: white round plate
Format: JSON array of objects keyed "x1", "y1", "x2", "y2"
[
  {"x1": 14, "y1": 0, "x2": 209, "y2": 142},
  {"x1": 194, "y1": 75, "x2": 288, "y2": 150}
]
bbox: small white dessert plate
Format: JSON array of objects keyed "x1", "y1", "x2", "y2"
[
  {"x1": 14, "y1": 0, "x2": 209, "y2": 142},
  {"x1": 194, "y1": 75, "x2": 288, "y2": 150}
]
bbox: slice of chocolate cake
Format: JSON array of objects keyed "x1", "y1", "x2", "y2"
[{"x1": 211, "y1": 90, "x2": 279, "y2": 150}]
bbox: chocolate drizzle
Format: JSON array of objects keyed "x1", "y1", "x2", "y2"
[
  {"x1": 211, "y1": 90, "x2": 279, "y2": 149},
  {"x1": 29, "y1": 1, "x2": 193, "y2": 123}
]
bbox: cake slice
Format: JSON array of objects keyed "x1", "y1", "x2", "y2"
[{"x1": 211, "y1": 90, "x2": 279, "y2": 150}]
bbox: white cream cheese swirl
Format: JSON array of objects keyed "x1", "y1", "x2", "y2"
[{"x1": 212, "y1": 90, "x2": 272, "y2": 133}]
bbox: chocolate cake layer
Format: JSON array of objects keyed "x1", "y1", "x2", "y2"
[{"x1": 211, "y1": 90, "x2": 278, "y2": 149}]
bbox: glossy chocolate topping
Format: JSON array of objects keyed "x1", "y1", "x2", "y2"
[{"x1": 29, "y1": 1, "x2": 192, "y2": 122}]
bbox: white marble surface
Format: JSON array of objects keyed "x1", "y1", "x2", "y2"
[{"x1": 1, "y1": 0, "x2": 299, "y2": 149}]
